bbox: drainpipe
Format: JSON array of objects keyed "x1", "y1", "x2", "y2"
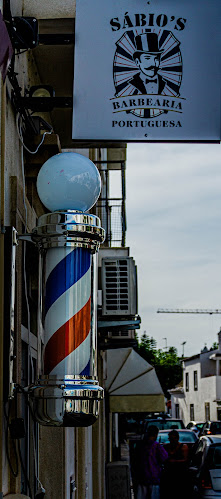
[
  {"x1": 26, "y1": 152, "x2": 105, "y2": 427},
  {"x1": 0, "y1": 75, "x2": 6, "y2": 495}
]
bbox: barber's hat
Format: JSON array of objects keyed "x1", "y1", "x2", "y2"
[{"x1": 133, "y1": 32, "x2": 163, "y2": 59}]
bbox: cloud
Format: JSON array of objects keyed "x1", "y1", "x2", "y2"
[{"x1": 126, "y1": 143, "x2": 221, "y2": 357}]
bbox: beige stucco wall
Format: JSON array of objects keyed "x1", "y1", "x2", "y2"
[
  {"x1": 1, "y1": 39, "x2": 42, "y2": 499},
  {"x1": 4, "y1": 45, "x2": 46, "y2": 225},
  {"x1": 22, "y1": 0, "x2": 75, "y2": 19},
  {"x1": 39, "y1": 427, "x2": 66, "y2": 499}
]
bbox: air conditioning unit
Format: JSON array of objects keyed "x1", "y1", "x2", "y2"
[{"x1": 101, "y1": 257, "x2": 137, "y2": 316}]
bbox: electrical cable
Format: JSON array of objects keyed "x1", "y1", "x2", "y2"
[
  {"x1": 4, "y1": 0, "x2": 13, "y2": 24},
  {"x1": 16, "y1": 112, "x2": 53, "y2": 155},
  {"x1": 18, "y1": 441, "x2": 33, "y2": 499},
  {"x1": 15, "y1": 384, "x2": 45, "y2": 497},
  {"x1": 15, "y1": 384, "x2": 35, "y2": 421},
  {"x1": 16, "y1": 116, "x2": 47, "y2": 496},
  {"x1": 15, "y1": 388, "x2": 33, "y2": 498},
  {"x1": 20, "y1": 133, "x2": 35, "y2": 384},
  {"x1": 21, "y1": 143, "x2": 37, "y2": 497},
  {"x1": 8, "y1": 68, "x2": 35, "y2": 131},
  {"x1": 3, "y1": 400, "x2": 19, "y2": 477},
  {"x1": 7, "y1": 386, "x2": 34, "y2": 498},
  {"x1": 32, "y1": 428, "x2": 45, "y2": 493},
  {"x1": 15, "y1": 49, "x2": 29, "y2": 55}
]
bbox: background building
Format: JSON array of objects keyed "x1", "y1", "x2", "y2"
[{"x1": 170, "y1": 330, "x2": 221, "y2": 426}]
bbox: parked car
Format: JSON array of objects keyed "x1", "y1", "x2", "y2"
[
  {"x1": 157, "y1": 429, "x2": 198, "y2": 460},
  {"x1": 188, "y1": 435, "x2": 221, "y2": 497},
  {"x1": 201, "y1": 421, "x2": 221, "y2": 437},
  {"x1": 141, "y1": 417, "x2": 185, "y2": 433},
  {"x1": 186, "y1": 421, "x2": 205, "y2": 437}
]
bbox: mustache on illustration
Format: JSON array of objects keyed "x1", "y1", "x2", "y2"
[{"x1": 144, "y1": 66, "x2": 158, "y2": 71}]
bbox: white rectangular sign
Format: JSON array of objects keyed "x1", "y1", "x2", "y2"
[{"x1": 72, "y1": 0, "x2": 221, "y2": 142}]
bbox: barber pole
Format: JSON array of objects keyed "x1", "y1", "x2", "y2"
[
  {"x1": 44, "y1": 247, "x2": 92, "y2": 377},
  {"x1": 27, "y1": 153, "x2": 105, "y2": 427}
]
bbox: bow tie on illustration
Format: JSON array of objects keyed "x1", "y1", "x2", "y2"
[{"x1": 145, "y1": 78, "x2": 158, "y2": 84}]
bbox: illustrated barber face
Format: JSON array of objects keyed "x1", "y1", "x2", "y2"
[{"x1": 135, "y1": 53, "x2": 161, "y2": 78}]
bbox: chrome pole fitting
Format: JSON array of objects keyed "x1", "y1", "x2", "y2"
[
  {"x1": 31, "y1": 210, "x2": 105, "y2": 252},
  {"x1": 29, "y1": 376, "x2": 104, "y2": 427}
]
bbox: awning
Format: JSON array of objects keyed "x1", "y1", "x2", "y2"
[{"x1": 105, "y1": 348, "x2": 165, "y2": 413}]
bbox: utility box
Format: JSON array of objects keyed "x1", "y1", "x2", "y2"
[
  {"x1": 106, "y1": 462, "x2": 131, "y2": 499},
  {"x1": 101, "y1": 257, "x2": 137, "y2": 316}
]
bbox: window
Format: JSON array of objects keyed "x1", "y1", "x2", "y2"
[
  {"x1": 211, "y1": 446, "x2": 221, "y2": 468},
  {"x1": 194, "y1": 371, "x2": 198, "y2": 391},
  {"x1": 185, "y1": 372, "x2": 189, "y2": 392},
  {"x1": 175, "y1": 404, "x2": 180, "y2": 419},
  {"x1": 190, "y1": 403, "x2": 195, "y2": 421},
  {"x1": 205, "y1": 402, "x2": 210, "y2": 421}
]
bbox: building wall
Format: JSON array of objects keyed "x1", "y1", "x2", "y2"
[
  {"x1": 65, "y1": 428, "x2": 76, "y2": 499},
  {"x1": 171, "y1": 353, "x2": 220, "y2": 425},
  {"x1": 0, "y1": 5, "x2": 105, "y2": 499},
  {"x1": 200, "y1": 350, "x2": 217, "y2": 378},
  {"x1": 1, "y1": 15, "x2": 44, "y2": 497},
  {"x1": 0, "y1": 2, "x2": 133, "y2": 497},
  {"x1": 172, "y1": 376, "x2": 217, "y2": 425},
  {"x1": 183, "y1": 357, "x2": 200, "y2": 393}
]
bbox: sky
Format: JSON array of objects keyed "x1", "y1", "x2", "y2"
[{"x1": 125, "y1": 142, "x2": 221, "y2": 358}]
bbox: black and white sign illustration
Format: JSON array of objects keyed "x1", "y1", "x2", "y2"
[
  {"x1": 73, "y1": 0, "x2": 221, "y2": 141},
  {"x1": 113, "y1": 30, "x2": 183, "y2": 118}
]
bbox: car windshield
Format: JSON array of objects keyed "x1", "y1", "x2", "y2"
[
  {"x1": 195, "y1": 423, "x2": 204, "y2": 429},
  {"x1": 157, "y1": 431, "x2": 197, "y2": 444},
  {"x1": 207, "y1": 445, "x2": 221, "y2": 469},
  {"x1": 145, "y1": 420, "x2": 184, "y2": 430}
]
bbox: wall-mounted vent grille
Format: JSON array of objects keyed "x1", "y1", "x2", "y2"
[
  {"x1": 101, "y1": 257, "x2": 137, "y2": 316},
  {"x1": 108, "y1": 331, "x2": 135, "y2": 339}
]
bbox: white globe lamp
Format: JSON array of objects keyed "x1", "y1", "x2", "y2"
[{"x1": 36, "y1": 152, "x2": 101, "y2": 212}]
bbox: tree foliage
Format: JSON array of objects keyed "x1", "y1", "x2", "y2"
[
  {"x1": 135, "y1": 332, "x2": 182, "y2": 397},
  {"x1": 211, "y1": 341, "x2": 218, "y2": 350}
]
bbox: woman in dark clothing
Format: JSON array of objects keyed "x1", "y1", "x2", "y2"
[
  {"x1": 166, "y1": 430, "x2": 189, "y2": 462},
  {"x1": 162, "y1": 430, "x2": 189, "y2": 499},
  {"x1": 136, "y1": 425, "x2": 168, "y2": 499}
]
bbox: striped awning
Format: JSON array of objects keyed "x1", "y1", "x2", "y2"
[{"x1": 105, "y1": 348, "x2": 165, "y2": 413}]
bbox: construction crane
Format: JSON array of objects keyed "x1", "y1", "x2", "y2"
[
  {"x1": 157, "y1": 309, "x2": 221, "y2": 357},
  {"x1": 157, "y1": 308, "x2": 221, "y2": 315}
]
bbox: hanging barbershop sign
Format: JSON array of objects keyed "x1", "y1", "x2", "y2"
[{"x1": 72, "y1": 0, "x2": 221, "y2": 142}]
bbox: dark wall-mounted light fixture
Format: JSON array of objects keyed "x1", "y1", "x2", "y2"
[
  {"x1": 4, "y1": 0, "x2": 38, "y2": 50},
  {"x1": 10, "y1": 17, "x2": 39, "y2": 50},
  {"x1": 24, "y1": 85, "x2": 55, "y2": 112},
  {"x1": 19, "y1": 85, "x2": 73, "y2": 113},
  {"x1": 29, "y1": 85, "x2": 55, "y2": 99}
]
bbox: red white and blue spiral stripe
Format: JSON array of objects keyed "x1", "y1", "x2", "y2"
[{"x1": 43, "y1": 247, "x2": 91, "y2": 377}]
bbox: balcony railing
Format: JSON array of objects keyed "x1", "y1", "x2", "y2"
[{"x1": 93, "y1": 161, "x2": 126, "y2": 247}]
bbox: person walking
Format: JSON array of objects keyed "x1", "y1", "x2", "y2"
[
  {"x1": 136, "y1": 425, "x2": 168, "y2": 499},
  {"x1": 162, "y1": 429, "x2": 189, "y2": 499}
]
